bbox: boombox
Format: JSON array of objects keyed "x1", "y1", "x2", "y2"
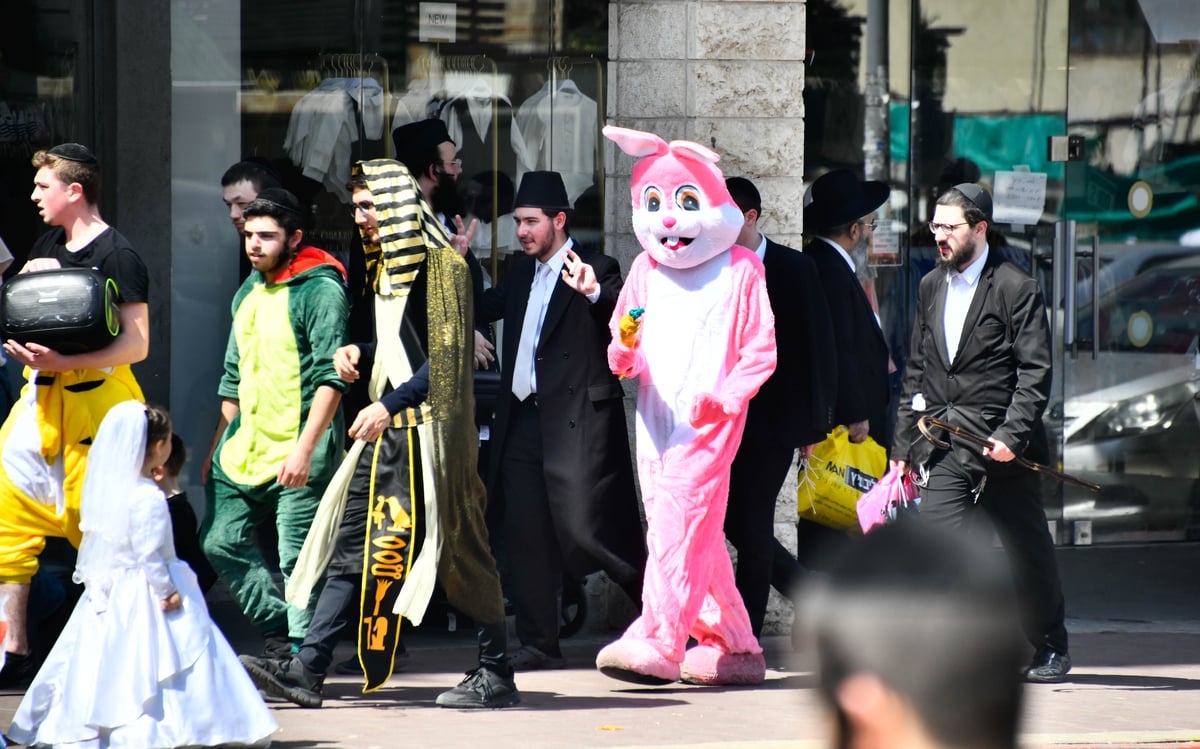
[{"x1": 0, "y1": 268, "x2": 121, "y2": 354}]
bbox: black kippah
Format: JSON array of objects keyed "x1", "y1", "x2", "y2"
[
  {"x1": 953, "y1": 182, "x2": 993, "y2": 220},
  {"x1": 47, "y1": 143, "x2": 98, "y2": 165},
  {"x1": 253, "y1": 187, "x2": 304, "y2": 215}
]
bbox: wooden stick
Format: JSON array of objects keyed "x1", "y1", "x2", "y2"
[{"x1": 916, "y1": 415, "x2": 1101, "y2": 492}]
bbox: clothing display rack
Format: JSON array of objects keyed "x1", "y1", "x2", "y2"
[
  {"x1": 317, "y1": 52, "x2": 392, "y2": 158},
  {"x1": 546, "y1": 55, "x2": 603, "y2": 253}
]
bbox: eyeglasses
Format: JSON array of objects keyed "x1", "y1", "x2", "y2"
[
  {"x1": 441, "y1": 159, "x2": 463, "y2": 170},
  {"x1": 350, "y1": 200, "x2": 376, "y2": 216},
  {"x1": 858, "y1": 220, "x2": 878, "y2": 231},
  {"x1": 928, "y1": 221, "x2": 970, "y2": 235}
]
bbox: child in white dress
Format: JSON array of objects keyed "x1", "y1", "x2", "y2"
[{"x1": 8, "y1": 401, "x2": 277, "y2": 748}]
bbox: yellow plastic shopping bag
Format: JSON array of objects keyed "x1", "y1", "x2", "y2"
[{"x1": 796, "y1": 425, "x2": 888, "y2": 529}]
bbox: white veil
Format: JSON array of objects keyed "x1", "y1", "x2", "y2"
[{"x1": 73, "y1": 400, "x2": 148, "y2": 605}]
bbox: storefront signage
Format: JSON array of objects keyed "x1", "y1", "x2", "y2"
[
  {"x1": 419, "y1": 3, "x2": 457, "y2": 43},
  {"x1": 869, "y1": 222, "x2": 901, "y2": 267},
  {"x1": 993, "y1": 170, "x2": 1047, "y2": 225}
]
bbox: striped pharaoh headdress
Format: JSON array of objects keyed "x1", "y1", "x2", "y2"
[{"x1": 353, "y1": 158, "x2": 454, "y2": 296}]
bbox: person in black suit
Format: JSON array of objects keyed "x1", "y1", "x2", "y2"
[
  {"x1": 478, "y1": 171, "x2": 645, "y2": 671},
  {"x1": 391, "y1": 119, "x2": 496, "y2": 389},
  {"x1": 723, "y1": 177, "x2": 837, "y2": 637},
  {"x1": 891, "y1": 184, "x2": 1070, "y2": 683},
  {"x1": 795, "y1": 170, "x2": 893, "y2": 570},
  {"x1": 802, "y1": 169, "x2": 892, "y2": 450}
]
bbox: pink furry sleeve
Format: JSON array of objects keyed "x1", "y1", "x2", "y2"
[
  {"x1": 608, "y1": 252, "x2": 652, "y2": 379},
  {"x1": 716, "y1": 250, "x2": 777, "y2": 412}
]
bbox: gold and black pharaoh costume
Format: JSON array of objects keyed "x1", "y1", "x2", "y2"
[{"x1": 288, "y1": 159, "x2": 504, "y2": 691}]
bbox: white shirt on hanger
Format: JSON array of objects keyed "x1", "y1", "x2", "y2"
[{"x1": 515, "y1": 79, "x2": 598, "y2": 205}]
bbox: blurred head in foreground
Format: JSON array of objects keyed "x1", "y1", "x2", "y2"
[{"x1": 803, "y1": 524, "x2": 1026, "y2": 749}]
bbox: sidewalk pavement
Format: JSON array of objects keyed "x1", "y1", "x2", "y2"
[{"x1": 3, "y1": 542, "x2": 1200, "y2": 748}]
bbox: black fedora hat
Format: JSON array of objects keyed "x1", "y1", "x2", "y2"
[
  {"x1": 803, "y1": 168, "x2": 889, "y2": 232},
  {"x1": 392, "y1": 118, "x2": 452, "y2": 172},
  {"x1": 514, "y1": 171, "x2": 570, "y2": 211}
]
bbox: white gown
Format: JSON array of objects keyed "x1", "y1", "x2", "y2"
[{"x1": 8, "y1": 478, "x2": 277, "y2": 749}]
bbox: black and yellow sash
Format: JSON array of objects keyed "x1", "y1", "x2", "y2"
[{"x1": 356, "y1": 427, "x2": 419, "y2": 691}]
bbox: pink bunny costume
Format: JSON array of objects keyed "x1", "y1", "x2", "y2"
[{"x1": 597, "y1": 126, "x2": 776, "y2": 686}]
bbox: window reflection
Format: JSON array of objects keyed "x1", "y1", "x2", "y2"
[{"x1": 168, "y1": 0, "x2": 609, "y2": 494}]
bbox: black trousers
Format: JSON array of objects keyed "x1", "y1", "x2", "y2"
[
  {"x1": 300, "y1": 428, "x2": 509, "y2": 676},
  {"x1": 297, "y1": 574, "x2": 508, "y2": 675},
  {"x1": 298, "y1": 574, "x2": 357, "y2": 675},
  {"x1": 726, "y1": 436, "x2": 802, "y2": 638},
  {"x1": 499, "y1": 395, "x2": 565, "y2": 655},
  {"x1": 299, "y1": 432, "x2": 412, "y2": 675},
  {"x1": 918, "y1": 450, "x2": 1069, "y2": 654}
]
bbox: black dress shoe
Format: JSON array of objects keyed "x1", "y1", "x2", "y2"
[
  {"x1": 0, "y1": 651, "x2": 38, "y2": 689},
  {"x1": 1025, "y1": 647, "x2": 1071, "y2": 683}
]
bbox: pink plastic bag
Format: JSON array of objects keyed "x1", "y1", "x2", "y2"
[{"x1": 856, "y1": 469, "x2": 919, "y2": 534}]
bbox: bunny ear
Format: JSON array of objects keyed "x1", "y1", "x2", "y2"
[
  {"x1": 603, "y1": 125, "x2": 668, "y2": 158},
  {"x1": 668, "y1": 140, "x2": 721, "y2": 165}
]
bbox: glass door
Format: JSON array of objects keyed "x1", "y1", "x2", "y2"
[
  {"x1": 899, "y1": 0, "x2": 1073, "y2": 541},
  {"x1": 900, "y1": 0, "x2": 1200, "y2": 544},
  {"x1": 1054, "y1": 0, "x2": 1200, "y2": 543}
]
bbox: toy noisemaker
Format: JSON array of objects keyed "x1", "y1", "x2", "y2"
[{"x1": 619, "y1": 307, "x2": 645, "y2": 347}]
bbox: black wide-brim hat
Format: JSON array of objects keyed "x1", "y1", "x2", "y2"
[
  {"x1": 803, "y1": 168, "x2": 889, "y2": 232},
  {"x1": 514, "y1": 171, "x2": 571, "y2": 211},
  {"x1": 392, "y1": 118, "x2": 453, "y2": 172}
]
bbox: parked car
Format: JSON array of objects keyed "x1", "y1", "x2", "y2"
[
  {"x1": 1057, "y1": 360, "x2": 1200, "y2": 540},
  {"x1": 1074, "y1": 241, "x2": 1196, "y2": 308},
  {"x1": 1078, "y1": 253, "x2": 1200, "y2": 353}
]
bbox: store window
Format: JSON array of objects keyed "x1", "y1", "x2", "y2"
[
  {"x1": 169, "y1": 0, "x2": 607, "y2": 492},
  {"x1": 0, "y1": 1, "x2": 99, "y2": 410},
  {"x1": 0, "y1": 1, "x2": 96, "y2": 275}
]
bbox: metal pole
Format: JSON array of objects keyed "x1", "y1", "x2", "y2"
[{"x1": 863, "y1": 0, "x2": 890, "y2": 183}]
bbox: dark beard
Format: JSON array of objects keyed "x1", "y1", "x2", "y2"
[
  {"x1": 936, "y1": 240, "x2": 976, "y2": 272},
  {"x1": 256, "y1": 251, "x2": 292, "y2": 279},
  {"x1": 431, "y1": 171, "x2": 463, "y2": 219}
]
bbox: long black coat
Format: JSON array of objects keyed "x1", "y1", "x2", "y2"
[
  {"x1": 741, "y1": 239, "x2": 837, "y2": 450},
  {"x1": 804, "y1": 238, "x2": 891, "y2": 448},
  {"x1": 477, "y1": 246, "x2": 645, "y2": 582},
  {"x1": 892, "y1": 251, "x2": 1052, "y2": 484}
]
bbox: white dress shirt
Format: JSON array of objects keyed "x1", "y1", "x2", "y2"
[
  {"x1": 515, "y1": 240, "x2": 574, "y2": 397},
  {"x1": 750, "y1": 232, "x2": 767, "y2": 261},
  {"x1": 943, "y1": 244, "x2": 989, "y2": 364}
]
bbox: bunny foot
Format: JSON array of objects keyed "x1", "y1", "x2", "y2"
[
  {"x1": 595, "y1": 637, "x2": 680, "y2": 685},
  {"x1": 680, "y1": 645, "x2": 766, "y2": 686}
]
